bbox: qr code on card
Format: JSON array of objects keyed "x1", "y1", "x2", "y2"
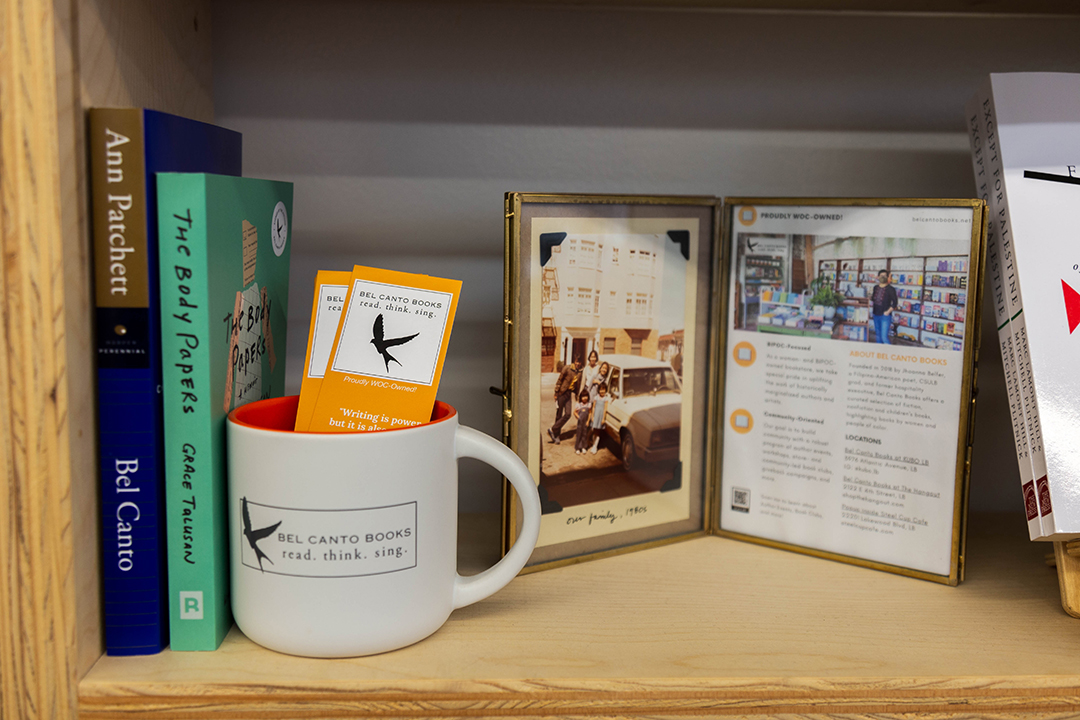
[{"x1": 731, "y1": 487, "x2": 751, "y2": 513}]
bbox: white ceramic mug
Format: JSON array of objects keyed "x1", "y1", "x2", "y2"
[{"x1": 226, "y1": 395, "x2": 541, "y2": 657}]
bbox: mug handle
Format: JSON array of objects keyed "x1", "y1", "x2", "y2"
[{"x1": 452, "y1": 425, "x2": 541, "y2": 609}]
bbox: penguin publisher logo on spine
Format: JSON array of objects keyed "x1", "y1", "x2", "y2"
[{"x1": 239, "y1": 499, "x2": 417, "y2": 578}]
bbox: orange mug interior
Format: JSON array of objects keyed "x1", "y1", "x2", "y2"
[{"x1": 230, "y1": 395, "x2": 456, "y2": 433}]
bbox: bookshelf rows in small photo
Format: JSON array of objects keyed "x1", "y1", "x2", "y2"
[{"x1": 818, "y1": 256, "x2": 968, "y2": 349}]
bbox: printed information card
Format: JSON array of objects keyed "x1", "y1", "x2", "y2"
[{"x1": 719, "y1": 203, "x2": 979, "y2": 577}]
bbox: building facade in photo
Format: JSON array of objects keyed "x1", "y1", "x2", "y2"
[{"x1": 541, "y1": 235, "x2": 664, "y2": 372}]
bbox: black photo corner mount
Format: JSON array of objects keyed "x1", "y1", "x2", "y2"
[
  {"x1": 539, "y1": 232, "x2": 568, "y2": 267},
  {"x1": 538, "y1": 484, "x2": 564, "y2": 515},
  {"x1": 660, "y1": 461, "x2": 682, "y2": 492},
  {"x1": 667, "y1": 230, "x2": 690, "y2": 261}
]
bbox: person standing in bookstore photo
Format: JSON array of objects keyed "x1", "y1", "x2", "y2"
[{"x1": 871, "y1": 269, "x2": 898, "y2": 344}]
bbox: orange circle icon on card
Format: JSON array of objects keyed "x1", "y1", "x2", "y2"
[
  {"x1": 737, "y1": 206, "x2": 757, "y2": 226},
  {"x1": 730, "y1": 409, "x2": 754, "y2": 434},
  {"x1": 732, "y1": 341, "x2": 756, "y2": 367}
]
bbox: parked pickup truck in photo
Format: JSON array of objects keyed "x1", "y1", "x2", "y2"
[{"x1": 597, "y1": 354, "x2": 682, "y2": 471}]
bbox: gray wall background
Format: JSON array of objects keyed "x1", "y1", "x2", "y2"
[{"x1": 213, "y1": 0, "x2": 1080, "y2": 514}]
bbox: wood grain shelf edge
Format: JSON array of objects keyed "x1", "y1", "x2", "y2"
[{"x1": 76, "y1": 677, "x2": 1080, "y2": 718}]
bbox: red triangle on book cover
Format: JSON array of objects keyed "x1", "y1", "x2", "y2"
[{"x1": 1064, "y1": 280, "x2": 1080, "y2": 334}]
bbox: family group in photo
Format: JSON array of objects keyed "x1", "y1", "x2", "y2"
[{"x1": 547, "y1": 351, "x2": 611, "y2": 454}]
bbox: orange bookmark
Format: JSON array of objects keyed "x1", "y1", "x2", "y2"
[
  {"x1": 294, "y1": 270, "x2": 352, "y2": 430},
  {"x1": 305, "y1": 265, "x2": 461, "y2": 433}
]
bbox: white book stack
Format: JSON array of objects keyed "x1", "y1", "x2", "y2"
[{"x1": 966, "y1": 73, "x2": 1080, "y2": 540}]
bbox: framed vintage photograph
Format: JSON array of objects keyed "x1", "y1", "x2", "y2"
[
  {"x1": 502, "y1": 193, "x2": 718, "y2": 572},
  {"x1": 714, "y1": 198, "x2": 985, "y2": 584},
  {"x1": 503, "y1": 194, "x2": 985, "y2": 584}
]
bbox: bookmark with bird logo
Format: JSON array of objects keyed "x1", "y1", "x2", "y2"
[{"x1": 303, "y1": 265, "x2": 461, "y2": 433}]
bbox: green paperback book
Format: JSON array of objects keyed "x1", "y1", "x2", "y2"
[{"x1": 157, "y1": 173, "x2": 292, "y2": 650}]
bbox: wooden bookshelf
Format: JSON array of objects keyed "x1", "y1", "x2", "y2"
[
  {"x1": 77, "y1": 513, "x2": 1080, "y2": 718},
  {"x1": 5, "y1": 1, "x2": 1080, "y2": 719}
]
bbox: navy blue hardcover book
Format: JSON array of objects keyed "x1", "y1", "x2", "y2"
[{"x1": 89, "y1": 109, "x2": 241, "y2": 655}]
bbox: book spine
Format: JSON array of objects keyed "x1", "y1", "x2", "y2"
[
  {"x1": 982, "y1": 83, "x2": 1055, "y2": 538},
  {"x1": 972, "y1": 81, "x2": 1053, "y2": 538},
  {"x1": 158, "y1": 175, "x2": 224, "y2": 650},
  {"x1": 966, "y1": 88, "x2": 1043, "y2": 540},
  {"x1": 1013, "y1": 318, "x2": 1051, "y2": 534},
  {"x1": 89, "y1": 108, "x2": 168, "y2": 654}
]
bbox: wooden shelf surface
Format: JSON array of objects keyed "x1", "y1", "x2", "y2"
[{"x1": 78, "y1": 512, "x2": 1080, "y2": 718}]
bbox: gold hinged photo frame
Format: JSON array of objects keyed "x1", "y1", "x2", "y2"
[{"x1": 503, "y1": 194, "x2": 986, "y2": 584}]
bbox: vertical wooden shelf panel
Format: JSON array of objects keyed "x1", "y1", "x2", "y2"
[
  {"x1": 54, "y1": 0, "x2": 102, "y2": 681},
  {"x1": 1, "y1": 1, "x2": 78, "y2": 718},
  {"x1": 77, "y1": 0, "x2": 214, "y2": 123}
]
